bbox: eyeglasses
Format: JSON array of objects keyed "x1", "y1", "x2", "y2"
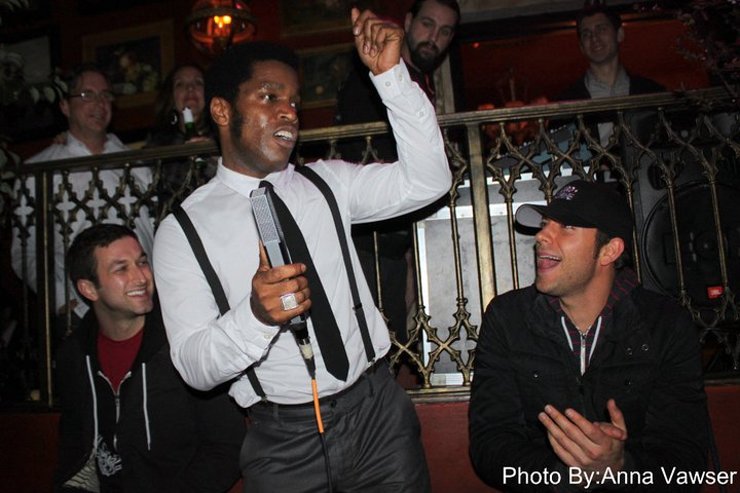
[{"x1": 68, "y1": 90, "x2": 116, "y2": 103}]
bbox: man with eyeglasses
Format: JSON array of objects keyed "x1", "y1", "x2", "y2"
[{"x1": 11, "y1": 64, "x2": 154, "y2": 342}]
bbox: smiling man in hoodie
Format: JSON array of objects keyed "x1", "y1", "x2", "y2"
[{"x1": 54, "y1": 223, "x2": 244, "y2": 492}]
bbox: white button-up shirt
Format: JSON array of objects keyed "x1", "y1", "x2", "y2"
[{"x1": 153, "y1": 62, "x2": 451, "y2": 407}]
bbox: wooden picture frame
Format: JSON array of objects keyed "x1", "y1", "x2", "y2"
[
  {"x1": 280, "y1": 0, "x2": 380, "y2": 36},
  {"x1": 82, "y1": 20, "x2": 174, "y2": 108},
  {"x1": 298, "y1": 43, "x2": 354, "y2": 109},
  {"x1": 0, "y1": 28, "x2": 65, "y2": 141}
]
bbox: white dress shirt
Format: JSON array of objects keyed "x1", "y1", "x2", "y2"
[
  {"x1": 153, "y1": 62, "x2": 451, "y2": 407},
  {"x1": 11, "y1": 132, "x2": 155, "y2": 318}
]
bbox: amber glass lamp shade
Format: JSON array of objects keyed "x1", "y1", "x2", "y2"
[{"x1": 186, "y1": 0, "x2": 257, "y2": 57}]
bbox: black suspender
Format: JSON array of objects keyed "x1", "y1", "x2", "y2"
[
  {"x1": 295, "y1": 166, "x2": 375, "y2": 364},
  {"x1": 172, "y1": 166, "x2": 376, "y2": 398},
  {"x1": 173, "y1": 206, "x2": 266, "y2": 398}
]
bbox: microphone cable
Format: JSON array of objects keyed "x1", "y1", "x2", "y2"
[{"x1": 289, "y1": 320, "x2": 334, "y2": 493}]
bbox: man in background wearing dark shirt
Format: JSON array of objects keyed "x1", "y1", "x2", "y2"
[{"x1": 556, "y1": 4, "x2": 665, "y2": 147}]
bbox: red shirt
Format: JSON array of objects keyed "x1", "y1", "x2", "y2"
[{"x1": 97, "y1": 329, "x2": 144, "y2": 392}]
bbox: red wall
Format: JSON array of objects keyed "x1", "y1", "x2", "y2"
[
  {"x1": 2, "y1": 383, "x2": 738, "y2": 493},
  {"x1": 459, "y1": 17, "x2": 710, "y2": 111}
]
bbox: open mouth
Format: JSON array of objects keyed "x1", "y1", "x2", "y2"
[
  {"x1": 274, "y1": 129, "x2": 297, "y2": 147},
  {"x1": 536, "y1": 254, "x2": 561, "y2": 270}
]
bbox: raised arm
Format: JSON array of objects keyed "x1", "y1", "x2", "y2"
[
  {"x1": 351, "y1": 7, "x2": 403, "y2": 76},
  {"x1": 319, "y1": 9, "x2": 451, "y2": 224}
]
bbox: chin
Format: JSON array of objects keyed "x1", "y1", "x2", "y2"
[{"x1": 535, "y1": 278, "x2": 554, "y2": 295}]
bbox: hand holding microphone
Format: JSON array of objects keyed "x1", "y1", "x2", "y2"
[
  {"x1": 250, "y1": 244, "x2": 311, "y2": 327},
  {"x1": 250, "y1": 185, "x2": 317, "y2": 375}
]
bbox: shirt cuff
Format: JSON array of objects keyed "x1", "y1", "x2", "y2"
[
  {"x1": 369, "y1": 60, "x2": 411, "y2": 100},
  {"x1": 224, "y1": 295, "x2": 277, "y2": 361}
]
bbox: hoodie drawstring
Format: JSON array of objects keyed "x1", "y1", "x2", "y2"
[
  {"x1": 142, "y1": 363, "x2": 151, "y2": 450},
  {"x1": 85, "y1": 356, "x2": 100, "y2": 453}
]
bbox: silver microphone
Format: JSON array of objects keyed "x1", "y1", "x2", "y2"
[{"x1": 250, "y1": 187, "x2": 315, "y2": 370}]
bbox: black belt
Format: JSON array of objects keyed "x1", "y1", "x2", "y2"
[{"x1": 254, "y1": 359, "x2": 388, "y2": 413}]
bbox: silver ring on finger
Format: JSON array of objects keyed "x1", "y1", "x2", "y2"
[{"x1": 280, "y1": 293, "x2": 299, "y2": 311}]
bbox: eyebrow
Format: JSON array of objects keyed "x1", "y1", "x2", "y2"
[
  {"x1": 107, "y1": 254, "x2": 147, "y2": 269},
  {"x1": 257, "y1": 81, "x2": 286, "y2": 91},
  {"x1": 418, "y1": 15, "x2": 455, "y2": 30},
  {"x1": 108, "y1": 259, "x2": 129, "y2": 270},
  {"x1": 583, "y1": 21, "x2": 610, "y2": 31}
]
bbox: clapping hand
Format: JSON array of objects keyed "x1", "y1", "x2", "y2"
[{"x1": 538, "y1": 399, "x2": 627, "y2": 474}]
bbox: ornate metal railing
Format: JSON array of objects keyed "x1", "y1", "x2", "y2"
[{"x1": 5, "y1": 86, "x2": 739, "y2": 406}]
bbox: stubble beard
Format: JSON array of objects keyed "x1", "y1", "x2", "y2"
[
  {"x1": 408, "y1": 40, "x2": 443, "y2": 74},
  {"x1": 228, "y1": 108, "x2": 291, "y2": 176}
]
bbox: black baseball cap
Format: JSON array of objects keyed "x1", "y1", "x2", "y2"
[{"x1": 515, "y1": 179, "x2": 634, "y2": 242}]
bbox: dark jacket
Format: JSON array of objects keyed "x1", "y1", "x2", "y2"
[
  {"x1": 55, "y1": 303, "x2": 245, "y2": 493},
  {"x1": 556, "y1": 73, "x2": 665, "y2": 101},
  {"x1": 553, "y1": 73, "x2": 667, "y2": 151},
  {"x1": 469, "y1": 284, "x2": 709, "y2": 492}
]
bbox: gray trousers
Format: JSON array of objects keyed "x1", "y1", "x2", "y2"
[{"x1": 242, "y1": 360, "x2": 430, "y2": 492}]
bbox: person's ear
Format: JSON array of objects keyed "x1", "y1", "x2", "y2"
[
  {"x1": 210, "y1": 97, "x2": 231, "y2": 127},
  {"x1": 599, "y1": 237, "x2": 625, "y2": 266},
  {"x1": 76, "y1": 279, "x2": 99, "y2": 303},
  {"x1": 404, "y1": 12, "x2": 413, "y2": 32},
  {"x1": 617, "y1": 26, "x2": 625, "y2": 44},
  {"x1": 60, "y1": 98, "x2": 70, "y2": 119}
]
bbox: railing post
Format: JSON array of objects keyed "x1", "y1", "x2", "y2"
[
  {"x1": 465, "y1": 122, "x2": 496, "y2": 309},
  {"x1": 34, "y1": 170, "x2": 55, "y2": 407}
]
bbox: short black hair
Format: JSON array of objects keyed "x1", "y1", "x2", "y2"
[
  {"x1": 408, "y1": 0, "x2": 461, "y2": 26},
  {"x1": 594, "y1": 229, "x2": 632, "y2": 270},
  {"x1": 64, "y1": 63, "x2": 111, "y2": 98},
  {"x1": 576, "y1": 4, "x2": 622, "y2": 38},
  {"x1": 204, "y1": 41, "x2": 300, "y2": 107},
  {"x1": 67, "y1": 224, "x2": 139, "y2": 301}
]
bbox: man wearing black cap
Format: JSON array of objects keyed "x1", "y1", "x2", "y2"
[{"x1": 469, "y1": 180, "x2": 709, "y2": 492}]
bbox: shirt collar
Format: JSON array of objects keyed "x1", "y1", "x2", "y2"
[
  {"x1": 215, "y1": 158, "x2": 294, "y2": 198},
  {"x1": 584, "y1": 65, "x2": 630, "y2": 97},
  {"x1": 66, "y1": 132, "x2": 124, "y2": 155}
]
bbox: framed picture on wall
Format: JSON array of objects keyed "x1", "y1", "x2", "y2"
[
  {"x1": 0, "y1": 28, "x2": 65, "y2": 141},
  {"x1": 298, "y1": 43, "x2": 354, "y2": 109},
  {"x1": 82, "y1": 19, "x2": 174, "y2": 108},
  {"x1": 280, "y1": 0, "x2": 380, "y2": 36}
]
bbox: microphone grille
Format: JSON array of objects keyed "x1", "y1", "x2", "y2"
[{"x1": 250, "y1": 189, "x2": 281, "y2": 243}]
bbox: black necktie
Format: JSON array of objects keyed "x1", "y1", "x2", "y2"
[{"x1": 260, "y1": 181, "x2": 349, "y2": 381}]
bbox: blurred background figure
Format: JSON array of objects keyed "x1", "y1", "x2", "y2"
[
  {"x1": 556, "y1": 2, "x2": 665, "y2": 145},
  {"x1": 145, "y1": 64, "x2": 216, "y2": 211}
]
